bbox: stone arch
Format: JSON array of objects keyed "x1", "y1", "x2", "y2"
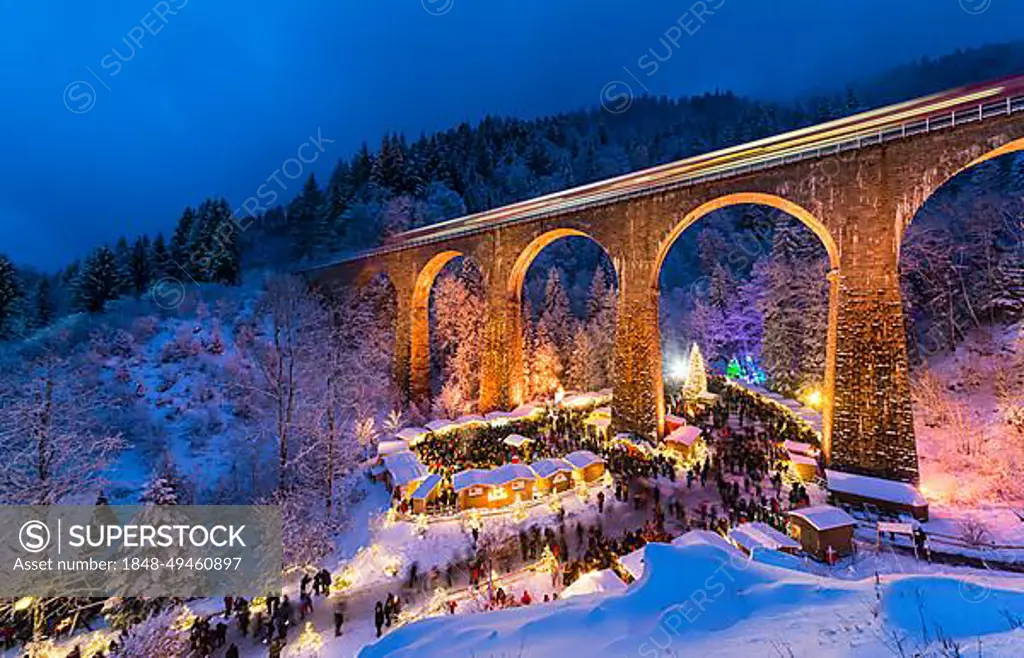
[
  {"x1": 898, "y1": 136, "x2": 1024, "y2": 242},
  {"x1": 651, "y1": 192, "x2": 841, "y2": 451},
  {"x1": 651, "y1": 192, "x2": 841, "y2": 289},
  {"x1": 506, "y1": 228, "x2": 617, "y2": 405},
  {"x1": 409, "y1": 250, "x2": 467, "y2": 408}
]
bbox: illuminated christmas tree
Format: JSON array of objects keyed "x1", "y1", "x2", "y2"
[
  {"x1": 536, "y1": 544, "x2": 558, "y2": 573},
  {"x1": 683, "y1": 343, "x2": 708, "y2": 397}
]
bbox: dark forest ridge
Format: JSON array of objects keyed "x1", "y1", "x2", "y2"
[{"x1": 325, "y1": 74, "x2": 1024, "y2": 266}]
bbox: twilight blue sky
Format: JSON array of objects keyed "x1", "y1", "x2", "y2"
[{"x1": 1, "y1": 0, "x2": 1022, "y2": 270}]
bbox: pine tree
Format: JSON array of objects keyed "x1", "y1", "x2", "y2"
[
  {"x1": 170, "y1": 207, "x2": 196, "y2": 270},
  {"x1": 585, "y1": 267, "x2": 617, "y2": 388},
  {"x1": 541, "y1": 268, "x2": 573, "y2": 358},
  {"x1": 288, "y1": 175, "x2": 329, "y2": 261},
  {"x1": 128, "y1": 236, "x2": 152, "y2": 298},
  {"x1": 77, "y1": 245, "x2": 121, "y2": 313},
  {"x1": 140, "y1": 455, "x2": 188, "y2": 505},
  {"x1": 32, "y1": 276, "x2": 54, "y2": 329},
  {"x1": 0, "y1": 255, "x2": 22, "y2": 337},
  {"x1": 566, "y1": 323, "x2": 598, "y2": 392},
  {"x1": 113, "y1": 236, "x2": 132, "y2": 292},
  {"x1": 151, "y1": 232, "x2": 171, "y2": 281}
]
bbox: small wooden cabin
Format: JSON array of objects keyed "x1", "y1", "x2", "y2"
[
  {"x1": 787, "y1": 505, "x2": 857, "y2": 562},
  {"x1": 825, "y1": 469, "x2": 929, "y2": 521},
  {"x1": 530, "y1": 458, "x2": 575, "y2": 495},
  {"x1": 381, "y1": 451, "x2": 430, "y2": 499},
  {"x1": 565, "y1": 450, "x2": 606, "y2": 483},
  {"x1": 663, "y1": 425, "x2": 703, "y2": 459},
  {"x1": 411, "y1": 473, "x2": 442, "y2": 514}
]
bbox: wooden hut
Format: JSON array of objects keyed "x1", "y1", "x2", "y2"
[
  {"x1": 825, "y1": 469, "x2": 929, "y2": 521},
  {"x1": 488, "y1": 463, "x2": 536, "y2": 506},
  {"x1": 788, "y1": 452, "x2": 819, "y2": 482},
  {"x1": 453, "y1": 469, "x2": 493, "y2": 510},
  {"x1": 530, "y1": 458, "x2": 575, "y2": 495},
  {"x1": 411, "y1": 473, "x2": 442, "y2": 514},
  {"x1": 663, "y1": 425, "x2": 703, "y2": 459},
  {"x1": 565, "y1": 450, "x2": 606, "y2": 483},
  {"x1": 382, "y1": 451, "x2": 430, "y2": 499},
  {"x1": 787, "y1": 505, "x2": 857, "y2": 562}
]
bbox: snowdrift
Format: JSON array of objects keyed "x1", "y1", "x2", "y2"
[{"x1": 358, "y1": 532, "x2": 1024, "y2": 658}]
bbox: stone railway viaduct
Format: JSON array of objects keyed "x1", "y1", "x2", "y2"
[{"x1": 312, "y1": 78, "x2": 1024, "y2": 485}]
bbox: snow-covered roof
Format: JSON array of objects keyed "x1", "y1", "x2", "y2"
[
  {"x1": 788, "y1": 504, "x2": 856, "y2": 531},
  {"x1": 425, "y1": 419, "x2": 457, "y2": 433},
  {"x1": 671, "y1": 530, "x2": 739, "y2": 554},
  {"x1": 484, "y1": 411, "x2": 512, "y2": 421},
  {"x1": 395, "y1": 427, "x2": 430, "y2": 443},
  {"x1": 377, "y1": 439, "x2": 410, "y2": 458},
  {"x1": 453, "y1": 469, "x2": 492, "y2": 492},
  {"x1": 453, "y1": 464, "x2": 536, "y2": 490},
  {"x1": 585, "y1": 416, "x2": 612, "y2": 429},
  {"x1": 411, "y1": 473, "x2": 442, "y2": 500},
  {"x1": 788, "y1": 452, "x2": 818, "y2": 466},
  {"x1": 382, "y1": 451, "x2": 430, "y2": 487},
  {"x1": 825, "y1": 469, "x2": 928, "y2": 507},
  {"x1": 730, "y1": 522, "x2": 800, "y2": 552},
  {"x1": 503, "y1": 434, "x2": 533, "y2": 448},
  {"x1": 560, "y1": 568, "x2": 627, "y2": 598},
  {"x1": 782, "y1": 439, "x2": 816, "y2": 456},
  {"x1": 509, "y1": 403, "x2": 542, "y2": 418},
  {"x1": 489, "y1": 463, "x2": 536, "y2": 486},
  {"x1": 530, "y1": 458, "x2": 574, "y2": 479},
  {"x1": 565, "y1": 450, "x2": 605, "y2": 469},
  {"x1": 618, "y1": 546, "x2": 647, "y2": 580},
  {"x1": 455, "y1": 414, "x2": 486, "y2": 426},
  {"x1": 665, "y1": 425, "x2": 702, "y2": 447}
]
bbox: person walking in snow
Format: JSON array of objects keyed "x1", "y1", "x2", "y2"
[
  {"x1": 374, "y1": 601, "x2": 385, "y2": 638},
  {"x1": 333, "y1": 599, "x2": 346, "y2": 637}
]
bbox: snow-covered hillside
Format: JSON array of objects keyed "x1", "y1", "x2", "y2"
[{"x1": 360, "y1": 533, "x2": 1024, "y2": 658}]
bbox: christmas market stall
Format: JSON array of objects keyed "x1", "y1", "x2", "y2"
[
  {"x1": 530, "y1": 458, "x2": 575, "y2": 495},
  {"x1": 410, "y1": 473, "x2": 443, "y2": 514},
  {"x1": 584, "y1": 407, "x2": 612, "y2": 440},
  {"x1": 565, "y1": 450, "x2": 607, "y2": 483},
  {"x1": 453, "y1": 469, "x2": 493, "y2": 510},
  {"x1": 453, "y1": 464, "x2": 537, "y2": 510},
  {"x1": 487, "y1": 463, "x2": 537, "y2": 506},
  {"x1": 786, "y1": 504, "x2": 857, "y2": 562},
  {"x1": 382, "y1": 451, "x2": 430, "y2": 499},
  {"x1": 788, "y1": 452, "x2": 819, "y2": 482},
  {"x1": 662, "y1": 425, "x2": 703, "y2": 460},
  {"x1": 825, "y1": 469, "x2": 929, "y2": 521},
  {"x1": 503, "y1": 434, "x2": 533, "y2": 452}
]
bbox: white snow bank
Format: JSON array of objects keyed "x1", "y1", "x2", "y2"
[
  {"x1": 560, "y1": 568, "x2": 627, "y2": 599},
  {"x1": 356, "y1": 531, "x2": 1024, "y2": 658}
]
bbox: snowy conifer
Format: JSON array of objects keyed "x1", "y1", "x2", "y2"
[
  {"x1": 76, "y1": 246, "x2": 122, "y2": 313},
  {"x1": 0, "y1": 254, "x2": 22, "y2": 337}
]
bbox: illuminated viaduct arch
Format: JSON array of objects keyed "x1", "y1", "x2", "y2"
[
  {"x1": 650, "y1": 193, "x2": 842, "y2": 455},
  {"x1": 409, "y1": 250, "x2": 468, "y2": 408},
  {"x1": 504, "y1": 228, "x2": 618, "y2": 406}
]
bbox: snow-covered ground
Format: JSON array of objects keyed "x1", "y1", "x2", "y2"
[{"x1": 359, "y1": 532, "x2": 1024, "y2": 658}]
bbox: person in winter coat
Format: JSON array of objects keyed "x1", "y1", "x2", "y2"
[
  {"x1": 225, "y1": 643, "x2": 239, "y2": 658},
  {"x1": 333, "y1": 599, "x2": 346, "y2": 637},
  {"x1": 374, "y1": 601, "x2": 385, "y2": 638}
]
